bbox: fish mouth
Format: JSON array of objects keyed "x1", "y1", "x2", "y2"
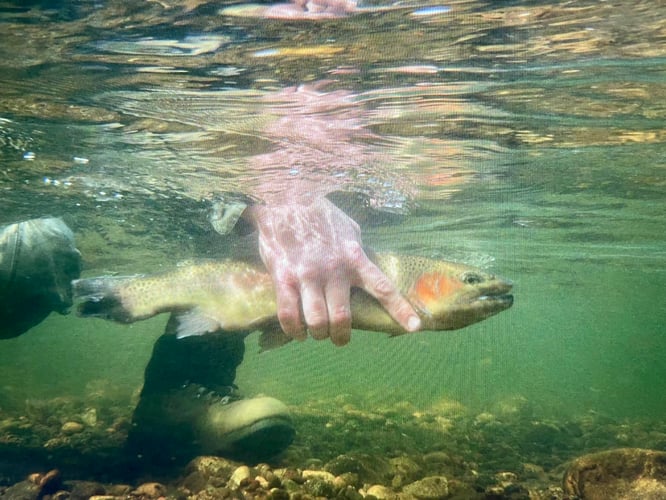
[
  {"x1": 470, "y1": 280, "x2": 514, "y2": 309},
  {"x1": 477, "y1": 293, "x2": 514, "y2": 308}
]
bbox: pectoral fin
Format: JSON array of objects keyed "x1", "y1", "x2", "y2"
[{"x1": 175, "y1": 307, "x2": 222, "y2": 338}]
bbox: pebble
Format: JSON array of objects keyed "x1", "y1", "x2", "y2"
[
  {"x1": 302, "y1": 469, "x2": 335, "y2": 482},
  {"x1": 255, "y1": 475, "x2": 270, "y2": 488},
  {"x1": 332, "y1": 475, "x2": 348, "y2": 489},
  {"x1": 229, "y1": 465, "x2": 251, "y2": 487},
  {"x1": 366, "y1": 484, "x2": 398, "y2": 499},
  {"x1": 60, "y1": 421, "x2": 84, "y2": 434},
  {"x1": 186, "y1": 455, "x2": 238, "y2": 478}
]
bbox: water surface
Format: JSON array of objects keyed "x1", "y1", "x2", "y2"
[{"x1": 0, "y1": 0, "x2": 665, "y2": 480}]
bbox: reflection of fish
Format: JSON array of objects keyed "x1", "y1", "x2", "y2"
[{"x1": 73, "y1": 253, "x2": 513, "y2": 349}]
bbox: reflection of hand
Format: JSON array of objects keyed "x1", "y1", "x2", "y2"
[
  {"x1": 258, "y1": 0, "x2": 356, "y2": 18},
  {"x1": 243, "y1": 197, "x2": 421, "y2": 346},
  {"x1": 293, "y1": 0, "x2": 357, "y2": 14}
]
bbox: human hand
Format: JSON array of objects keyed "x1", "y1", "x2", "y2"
[{"x1": 243, "y1": 197, "x2": 421, "y2": 346}]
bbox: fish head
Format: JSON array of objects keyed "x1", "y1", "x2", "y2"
[{"x1": 407, "y1": 263, "x2": 513, "y2": 330}]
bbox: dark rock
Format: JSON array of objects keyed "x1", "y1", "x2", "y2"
[
  {"x1": 0, "y1": 480, "x2": 40, "y2": 500},
  {"x1": 131, "y1": 482, "x2": 168, "y2": 498},
  {"x1": 563, "y1": 447, "x2": 666, "y2": 499},
  {"x1": 180, "y1": 471, "x2": 208, "y2": 494},
  {"x1": 65, "y1": 480, "x2": 106, "y2": 499},
  {"x1": 523, "y1": 422, "x2": 563, "y2": 450},
  {"x1": 0, "y1": 469, "x2": 63, "y2": 500},
  {"x1": 106, "y1": 484, "x2": 132, "y2": 496}
]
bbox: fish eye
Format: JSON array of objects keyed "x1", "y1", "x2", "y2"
[{"x1": 461, "y1": 272, "x2": 483, "y2": 285}]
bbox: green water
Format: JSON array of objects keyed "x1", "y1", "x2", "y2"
[{"x1": 0, "y1": 0, "x2": 665, "y2": 463}]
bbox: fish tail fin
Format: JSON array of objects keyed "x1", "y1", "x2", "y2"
[{"x1": 72, "y1": 276, "x2": 137, "y2": 323}]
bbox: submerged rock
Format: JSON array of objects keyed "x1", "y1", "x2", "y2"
[
  {"x1": 563, "y1": 448, "x2": 666, "y2": 499},
  {"x1": 131, "y1": 482, "x2": 167, "y2": 498},
  {"x1": 66, "y1": 480, "x2": 106, "y2": 499},
  {"x1": 366, "y1": 483, "x2": 398, "y2": 499},
  {"x1": 0, "y1": 469, "x2": 62, "y2": 500},
  {"x1": 402, "y1": 475, "x2": 449, "y2": 499},
  {"x1": 324, "y1": 453, "x2": 392, "y2": 484},
  {"x1": 60, "y1": 421, "x2": 84, "y2": 435},
  {"x1": 228, "y1": 465, "x2": 251, "y2": 488}
]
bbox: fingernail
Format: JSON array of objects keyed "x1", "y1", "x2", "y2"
[{"x1": 407, "y1": 315, "x2": 421, "y2": 332}]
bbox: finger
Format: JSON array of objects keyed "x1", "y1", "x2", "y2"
[
  {"x1": 300, "y1": 284, "x2": 329, "y2": 340},
  {"x1": 324, "y1": 276, "x2": 352, "y2": 346},
  {"x1": 275, "y1": 282, "x2": 307, "y2": 341},
  {"x1": 356, "y1": 258, "x2": 421, "y2": 332}
]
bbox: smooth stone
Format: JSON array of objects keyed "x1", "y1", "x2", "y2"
[
  {"x1": 60, "y1": 421, "x2": 84, "y2": 435},
  {"x1": 256, "y1": 476, "x2": 270, "y2": 489},
  {"x1": 563, "y1": 448, "x2": 666, "y2": 500},
  {"x1": 366, "y1": 484, "x2": 398, "y2": 499},
  {"x1": 229, "y1": 465, "x2": 251, "y2": 488},
  {"x1": 402, "y1": 476, "x2": 449, "y2": 499},
  {"x1": 302, "y1": 469, "x2": 335, "y2": 482}
]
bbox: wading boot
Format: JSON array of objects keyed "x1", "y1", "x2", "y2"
[
  {"x1": 127, "y1": 316, "x2": 294, "y2": 468},
  {"x1": 0, "y1": 217, "x2": 81, "y2": 338}
]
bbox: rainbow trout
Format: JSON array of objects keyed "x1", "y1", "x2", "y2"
[{"x1": 73, "y1": 253, "x2": 513, "y2": 349}]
